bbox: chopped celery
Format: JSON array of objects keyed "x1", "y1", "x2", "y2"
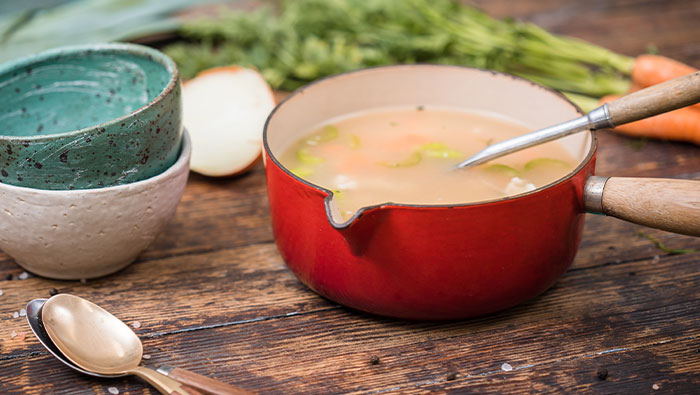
[
  {"x1": 378, "y1": 151, "x2": 422, "y2": 168},
  {"x1": 419, "y1": 142, "x2": 464, "y2": 159},
  {"x1": 306, "y1": 125, "x2": 338, "y2": 144},
  {"x1": 524, "y1": 158, "x2": 570, "y2": 171},
  {"x1": 485, "y1": 164, "x2": 520, "y2": 177},
  {"x1": 290, "y1": 166, "x2": 314, "y2": 178},
  {"x1": 296, "y1": 147, "x2": 325, "y2": 164},
  {"x1": 332, "y1": 189, "x2": 346, "y2": 200},
  {"x1": 350, "y1": 134, "x2": 361, "y2": 149}
]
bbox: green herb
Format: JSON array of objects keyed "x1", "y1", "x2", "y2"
[
  {"x1": 638, "y1": 231, "x2": 698, "y2": 255},
  {"x1": 349, "y1": 134, "x2": 361, "y2": 149},
  {"x1": 485, "y1": 163, "x2": 520, "y2": 177},
  {"x1": 646, "y1": 43, "x2": 659, "y2": 55},
  {"x1": 563, "y1": 92, "x2": 601, "y2": 113},
  {"x1": 332, "y1": 189, "x2": 346, "y2": 200},
  {"x1": 378, "y1": 151, "x2": 422, "y2": 168},
  {"x1": 626, "y1": 138, "x2": 648, "y2": 151},
  {"x1": 165, "y1": 0, "x2": 633, "y2": 96},
  {"x1": 306, "y1": 125, "x2": 338, "y2": 144},
  {"x1": 296, "y1": 147, "x2": 324, "y2": 164},
  {"x1": 290, "y1": 166, "x2": 314, "y2": 178},
  {"x1": 524, "y1": 158, "x2": 571, "y2": 171},
  {"x1": 418, "y1": 142, "x2": 463, "y2": 159}
]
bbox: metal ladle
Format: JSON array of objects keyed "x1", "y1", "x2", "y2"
[
  {"x1": 456, "y1": 71, "x2": 700, "y2": 169},
  {"x1": 27, "y1": 295, "x2": 253, "y2": 394}
]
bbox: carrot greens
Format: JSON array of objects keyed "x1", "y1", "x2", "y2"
[{"x1": 165, "y1": 0, "x2": 634, "y2": 97}]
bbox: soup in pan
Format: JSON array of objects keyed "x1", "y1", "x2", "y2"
[{"x1": 280, "y1": 106, "x2": 578, "y2": 221}]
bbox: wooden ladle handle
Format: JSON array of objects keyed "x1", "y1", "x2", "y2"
[
  {"x1": 607, "y1": 71, "x2": 700, "y2": 125},
  {"x1": 584, "y1": 176, "x2": 700, "y2": 237},
  {"x1": 159, "y1": 366, "x2": 254, "y2": 395}
]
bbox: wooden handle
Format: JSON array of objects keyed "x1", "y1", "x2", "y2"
[
  {"x1": 180, "y1": 386, "x2": 205, "y2": 395},
  {"x1": 129, "y1": 366, "x2": 195, "y2": 395},
  {"x1": 167, "y1": 367, "x2": 254, "y2": 395},
  {"x1": 600, "y1": 177, "x2": 700, "y2": 237},
  {"x1": 607, "y1": 71, "x2": 700, "y2": 125}
]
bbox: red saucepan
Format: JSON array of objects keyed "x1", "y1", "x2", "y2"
[{"x1": 262, "y1": 65, "x2": 700, "y2": 320}]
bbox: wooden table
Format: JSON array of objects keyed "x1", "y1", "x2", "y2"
[{"x1": 2, "y1": 0, "x2": 700, "y2": 393}]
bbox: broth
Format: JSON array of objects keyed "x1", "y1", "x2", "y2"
[{"x1": 279, "y1": 107, "x2": 578, "y2": 221}]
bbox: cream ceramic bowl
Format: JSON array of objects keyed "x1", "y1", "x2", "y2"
[{"x1": 0, "y1": 130, "x2": 191, "y2": 279}]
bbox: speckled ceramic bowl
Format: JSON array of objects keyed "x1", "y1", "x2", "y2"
[
  {"x1": 0, "y1": 131, "x2": 190, "y2": 280},
  {"x1": 0, "y1": 43, "x2": 182, "y2": 190}
]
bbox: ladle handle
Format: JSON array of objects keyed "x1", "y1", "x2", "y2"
[
  {"x1": 584, "y1": 176, "x2": 700, "y2": 237},
  {"x1": 158, "y1": 365, "x2": 255, "y2": 395},
  {"x1": 606, "y1": 71, "x2": 700, "y2": 126}
]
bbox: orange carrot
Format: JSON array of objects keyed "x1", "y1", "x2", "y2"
[
  {"x1": 627, "y1": 81, "x2": 644, "y2": 93},
  {"x1": 630, "y1": 55, "x2": 700, "y2": 111},
  {"x1": 632, "y1": 54, "x2": 697, "y2": 88},
  {"x1": 601, "y1": 95, "x2": 700, "y2": 145}
]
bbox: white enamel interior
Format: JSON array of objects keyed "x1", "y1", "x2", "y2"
[
  {"x1": 266, "y1": 65, "x2": 593, "y2": 225},
  {"x1": 267, "y1": 65, "x2": 592, "y2": 163}
]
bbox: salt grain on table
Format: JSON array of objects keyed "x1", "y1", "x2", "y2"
[
  {"x1": 108, "y1": 386, "x2": 120, "y2": 394},
  {"x1": 18, "y1": 272, "x2": 29, "y2": 280},
  {"x1": 0, "y1": 289, "x2": 4, "y2": 296},
  {"x1": 12, "y1": 311, "x2": 19, "y2": 319},
  {"x1": 501, "y1": 363, "x2": 513, "y2": 372},
  {"x1": 11, "y1": 330, "x2": 17, "y2": 339},
  {"x1": 142, "y1": 354, "x2": 152, "y2": 360},
  {"x1": 19, "y1": 309, "x2": 26, "y2": 317},
  {"x1": 652, "y1": 383, "x2": 660, "y2": 390},
  {"x1": 132, "y1": 321, "x2": 141, "y2": 329}
]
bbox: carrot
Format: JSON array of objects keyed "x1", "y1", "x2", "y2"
[
  {"x1": 630, "y1": 55, "x2": 700, "y2": 111},
  {"x1": 632, "y1": 54, "x2": 697, "y2": 88},
  {"x1": 627, "y1": 81, "x2": 644, "y2": 93},
  {"x1": 601, "y1": 95, "x2": 700, "y2": 145}
]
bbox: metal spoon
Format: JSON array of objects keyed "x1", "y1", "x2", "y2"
[
  {"x1": 456, "y1": 71, "x2": 700, "y2": 169},
  {"x1": 27, "y1": 295, "x2": 253, "y2": 394}
]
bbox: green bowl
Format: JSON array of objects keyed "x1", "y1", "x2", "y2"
[{"x1": 0, "y1": 43, "x2": 182, "y2": 190}]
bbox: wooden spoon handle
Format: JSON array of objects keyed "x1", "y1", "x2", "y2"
[
  {"x1": 585, "y1": 177, "x2": 700, "y2": 237},
  {"x1": 160, "y1": 366, "x2": 254, "y2": 395},
  {"x1": 607, "y1": 71, "x2": 700, "y2": 125}
]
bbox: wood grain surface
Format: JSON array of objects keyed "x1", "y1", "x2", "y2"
[{"x1": 2, "y1": 0, "x2": 700, "y2": 394}]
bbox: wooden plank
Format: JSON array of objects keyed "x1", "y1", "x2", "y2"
[
  {"x1": 2, "y1": 241, "x2": 698, "y2": 393},
  {"x1": 1, "y1": 1, "x2": 700, "y2": 393},
  {"x1": 400, "y1": 337, "x2": 700, "y2": 394}
]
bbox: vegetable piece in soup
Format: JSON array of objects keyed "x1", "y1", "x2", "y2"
[{"x1": 280, "y1": 107, "x2": 578, "y2": 221}]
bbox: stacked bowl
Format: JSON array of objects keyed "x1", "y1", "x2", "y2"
[{"x1": 0, "y1": 43, "x2": 190, "y2": 279}]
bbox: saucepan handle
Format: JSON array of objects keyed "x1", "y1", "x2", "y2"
[{"x1": 584, "y1": 176, "x2": 700, "y2": 237}]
